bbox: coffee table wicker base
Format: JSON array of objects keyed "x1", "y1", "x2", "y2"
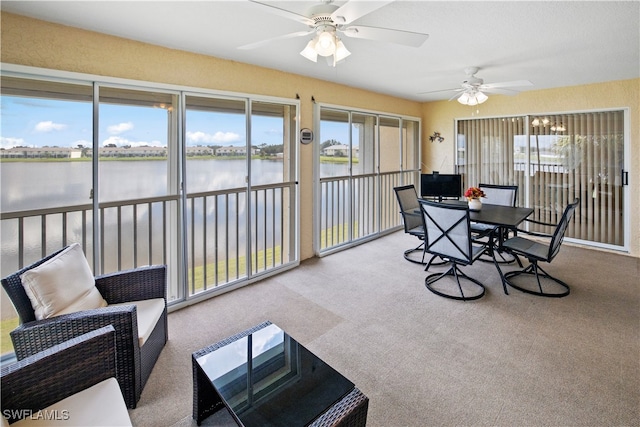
[{"x1": 192, "y1": 322, "x2": 368, "y2": 426}]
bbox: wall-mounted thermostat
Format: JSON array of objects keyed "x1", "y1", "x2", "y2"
[{"x1": 300, "y1": 128, "x2": 313, "y2": 144}]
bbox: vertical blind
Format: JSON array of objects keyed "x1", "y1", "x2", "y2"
[{"x1": 457, "y1": 111, "x2": 625, "y2": 247}]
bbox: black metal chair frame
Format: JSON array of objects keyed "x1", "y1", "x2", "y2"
[
  {"x1": 497, "y1": 199, "x2": 580, "y2": 298},
  {"x1": 394, "y1": 185, "x2": 438, "y2": 266},
  {"x1": 479, "y1": 183, "x2": 518, "y2": 207},
  {"x1": 419, "y1": 199, "x2": 491, "y2": 301},
  {"x1": 1, "y1": 246, "x2": 168, "y2": 408},
  {"x1": 473, "y1": 183, "x2": 521, "y2": 265}
]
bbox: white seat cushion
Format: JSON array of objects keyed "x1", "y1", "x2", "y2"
[
  {"x1": 20, "y1": 243, "x2": 107, "y2": 320},
  {"x1": 110, "y1": 298, "x2": 165, "y2": 346},
  {"x1": 11, "y1": 378, "x2": 131, "y2": 427}
]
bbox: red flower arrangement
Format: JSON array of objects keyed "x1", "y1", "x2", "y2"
[{"x1": 464, "y1": 187, "x2": 486, "y2": 201}]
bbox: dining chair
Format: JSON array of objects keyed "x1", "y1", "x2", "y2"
[
  {"x1": 419, "y1": 199, "x2": 490, "y2": 301},
  {"x1": 394, "y1": 185, "x2": 428, "y2": 264},
  {"x1": 473, "y1": 183, "x2": 520, "y2": 264},
  {"x1": 479, "y1": 183, "x2": 518, "y2": 207},
  {"x1": 497, "y1": 199, "x2": 580, "y2": 297}
]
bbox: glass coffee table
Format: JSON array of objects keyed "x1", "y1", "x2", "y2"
[{"x1": 192, "y1": 321, "x2": 369, "y2": 426}]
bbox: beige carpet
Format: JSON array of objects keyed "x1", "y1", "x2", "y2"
[{"x1": 130, "y1": 231, "x2": 640, "y2": 427}]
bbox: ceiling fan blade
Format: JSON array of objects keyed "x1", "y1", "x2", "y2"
[
  {"x1": 238, "y1": 30, "x2": 315, "y2": 50},
  {"x1": 448, "y1": 92, "x2": 464, "y2": 101},
  {"x1": 248, "y1": 0, "x2": 314, "y2": 26},
  {"x1": 331, "y1": 0, "x2": 395, "y2": 25},
  {"x1": 341, "y1": 25, "x2": 429, "y2": 47},
  {"x1": 418, "y1": 87, "x2": 461, "y2": 95},
  {"x1": 481, "y1": 87, "x2": 523, "y2": 96},
  {"x1": 482, "y1": 80, "x2": 533, "y2": 89}
]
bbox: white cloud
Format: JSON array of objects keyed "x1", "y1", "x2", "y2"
[
  {"x1": 102, "y1": 135, "x2": 163, "y2": 148},
  {"x1": 0, "y1": 136, "x2": 25, "y2": 149},
  {"x1": 187, "y1": 131, "x2": 241, "y2": 144},
  {"x1": 34, "y1": 121, "x2": 67, "y2": 132},
  {"x1": 107, "y1": 122, "x2": 134, "y2": 135}
]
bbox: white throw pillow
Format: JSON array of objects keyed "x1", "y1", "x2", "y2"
[{"x1": 20, "y1": 243, "x2": 107, "y2": 320}]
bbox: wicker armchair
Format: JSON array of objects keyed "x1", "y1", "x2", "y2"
[
  {"x1": 1, "y1": 246, "x2": 168, "y2": 409},
  {"x1": 1, "y1": 326, "x2": 132, "y2": 426}
]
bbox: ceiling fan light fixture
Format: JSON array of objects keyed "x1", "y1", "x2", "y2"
[
  {"x1": 457, "y1": 90, "x2": 488, "y2": 106},
  {"x1": 457, "y1": 92, "x2": 471, "y2": 105},
  {"x1": 315, "y1": 30, "x2": 336, "y2": 56},
  {"x1": 301, "y1": 26, "x2": 351, "y2": 66},
  {"x1": 300, "y1": 39, "x2": 318, "y2": 62},
  {"x1": 334, "y1": 39, "x2": 351, "y2": 62},
  {"x1": 476, "y1": 91, "x2": 488, "y2": 104}
]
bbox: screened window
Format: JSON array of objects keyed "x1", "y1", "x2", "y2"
[{"x1": 317, "y1": 105, "x2": 420, "y2": 254}]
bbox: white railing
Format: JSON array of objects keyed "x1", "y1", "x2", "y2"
[
  {"x1": 185, "y1": 182, "x2": 294, "y2": 295},
  {"x1": 318, "y1": 170, "x2": 418, "y2": 252},
  {"x1": 1, "y1": 182, "x2": 295, "y2": 301}
]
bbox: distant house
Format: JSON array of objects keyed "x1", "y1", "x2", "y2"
[
  {"x1": 322, "y1": 144, "x2": 359, "y2": 158},
  {"x1": 97, "y1": 146, "x2": 167, "y2": 157},
  {"x1": 215, "y1": 145, "x2": 257, "y2": 156},
  {"x1": 186, "y1": 146, "x2": 214, "y2": 156},
  {"x1": 0, "y1": 146, "x2": 83, "y2": 159}
]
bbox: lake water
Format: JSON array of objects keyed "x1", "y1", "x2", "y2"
[
  {"x1": 0, "y1": 159, "x2": 352, "y2": 273},
  {"x1": 1, "y1": 159, "x2": 351, "y2": 211},
  {"x1": 0, "y1": 159, "x2": 357, "y2": 317}
]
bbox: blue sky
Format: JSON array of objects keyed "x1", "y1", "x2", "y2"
[
  {"x1": 0, "y1": 96, "x2": 307, "y2": 150},
  {"x1": 1, "y1": 97, "x2": 92, "y2": 149}
]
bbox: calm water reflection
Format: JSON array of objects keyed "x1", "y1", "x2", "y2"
[{"x1": 0, "y1": 159, "x2": 350, "y2": 271}]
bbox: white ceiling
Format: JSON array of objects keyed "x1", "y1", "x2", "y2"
[{"x1": 2, "y1": 1, "x2": 639, "y2": 102}]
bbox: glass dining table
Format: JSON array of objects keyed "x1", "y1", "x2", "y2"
[
  {"x1": 438, "y1": 200, "x2": 534, "y2": 248},
  {"x1": 416, "y1": 200, "x2": 534, "y2": 295}
]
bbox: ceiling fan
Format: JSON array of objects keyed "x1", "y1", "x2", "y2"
[
  {"x1": 420, "y1": 67, "x2": 533, "y2": 105},
  {"x1": 239, "y1": 0, "x2": 429, "y2": 66}
]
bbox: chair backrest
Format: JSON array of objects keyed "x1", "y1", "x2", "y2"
[
  {"x1": 419, "y1": 199, "x2": 473, "y2": 265},
  {"x1": 394, "y1": 185, "x2": 422, "y2": 233},
  {"x1": 547, "y1": 198, "x2": 580, "y2": 261},
  {"x1": 479, "y1": 183, "x2": 518, "y2": 207},
  {"x1": 1, "y1": 246, "x2": 68, "y2": 324}
]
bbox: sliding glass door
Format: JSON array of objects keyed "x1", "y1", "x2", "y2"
[
  {"x1": 98, "y1": 86, "x2": 180, "y2": 276},
  {"x1": 249, "y1": 102, "x2": 297, "y2": 276},
  {"x1": 316, "y1": 105, "x2": 420, "y2": 254},
  {"x1": 0, "y1": 77, "x2": 94, "y2": 269},
  {"x1": 457, "y1": 110, "x2": 628, "y2": 249},
  {"x1": 1, "y1": 71, "x2": 300, "y2": 357},
  {"x1": 184, "y1": 95, "x2": 298, "y2": 297},
  {"x1": 318, "y1": 109, "x2": 352, "y2": 249}
]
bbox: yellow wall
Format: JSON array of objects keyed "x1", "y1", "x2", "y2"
[
  {"x1": 422, "y1": 79, "x2": 639, "y2": 256},
  {"x1": 2, "y1": 12, "x2": 638, "y2": 258}
]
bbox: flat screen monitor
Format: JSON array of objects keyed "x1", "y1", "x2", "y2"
[{"x1": 420, "y1": 173, "x2": 462, "y2": 200}]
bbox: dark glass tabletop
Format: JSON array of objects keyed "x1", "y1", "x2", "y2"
[
  {"x1": 422, "y1": 200, "x2": 534, "y2": 227},
  {"x1": 468, "y1": 203, "x2": 533, "y2": 227},
  {"x1": 195, "y1": 323, "x2": 354, "y2": 427}
]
